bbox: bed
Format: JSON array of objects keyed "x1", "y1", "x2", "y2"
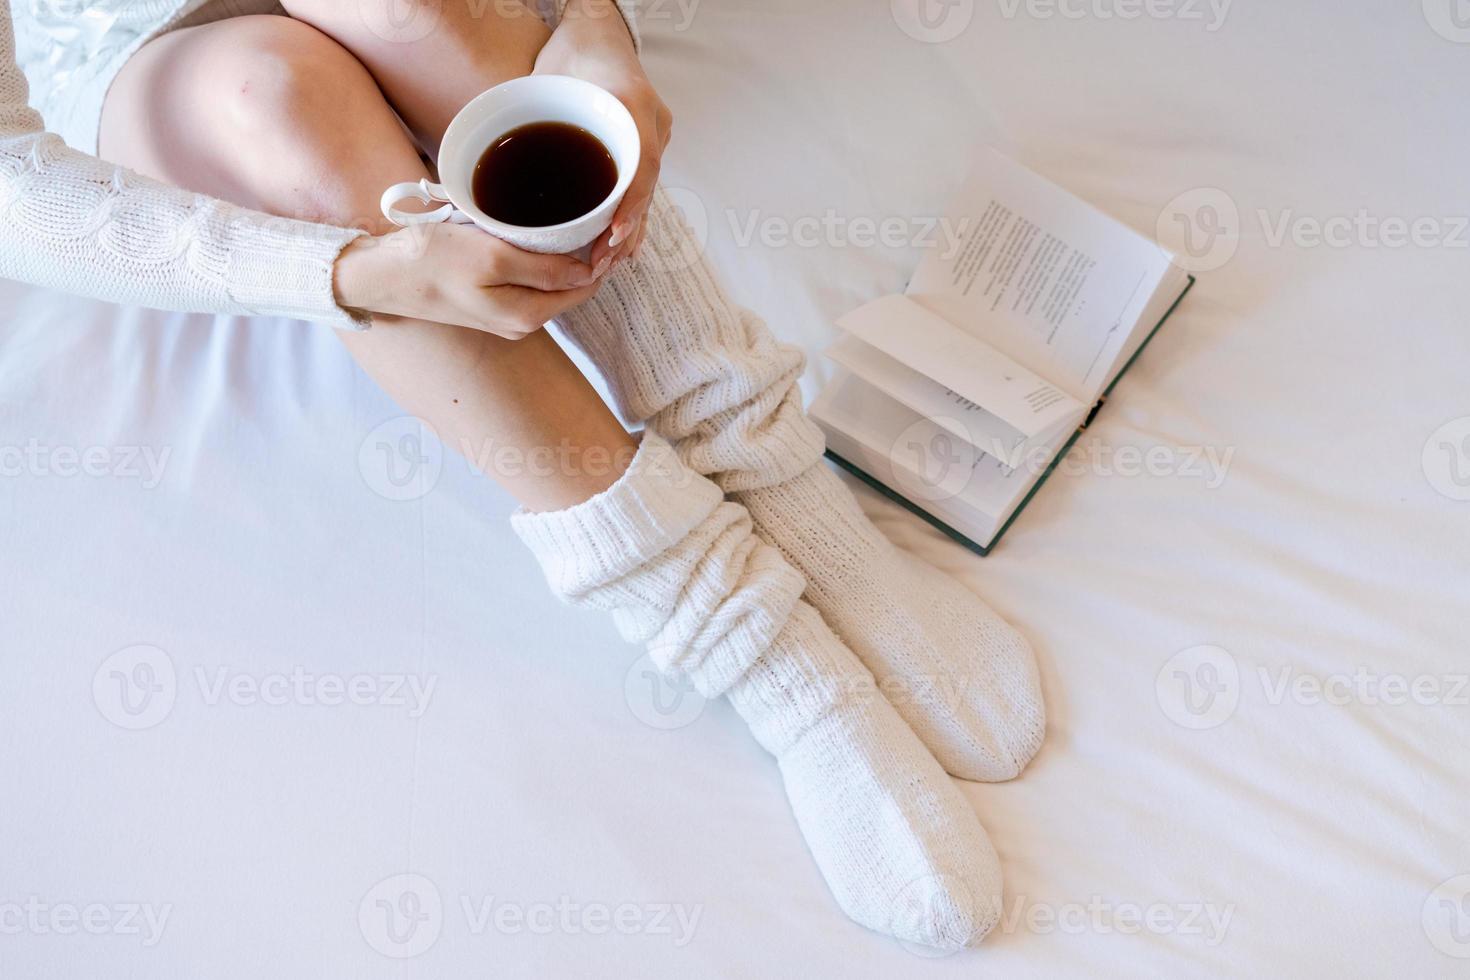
[{"x1": 3, "y1": 1, "x2": 1468, "y2": 975}]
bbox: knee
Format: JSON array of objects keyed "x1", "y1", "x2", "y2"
[
  {"x1": 209, "y1": 16, "x2": 371, "y2": 136},
  {"x1": 194, "y1": 16, "x2": 411, "y2": 226},
  {"x1": 105, "y1": 12, "x2": 420, "y2": 228}
]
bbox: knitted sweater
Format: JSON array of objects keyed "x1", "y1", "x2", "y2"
[{"x1": 0, "y1": 0, "x2": 639, "y2": 330}]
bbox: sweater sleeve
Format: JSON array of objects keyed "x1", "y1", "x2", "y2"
[{"x1": 0, "y1": 1, "x2": 371, "y2": 329}]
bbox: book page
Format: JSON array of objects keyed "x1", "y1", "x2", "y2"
[
  {"x1": 1097, "y1": 264, "x2": 1192, "y2": 393},
  {"x1": 825, "y1": 334, "x2": 1079, "y2": 468},
  {"x1": 906, "y1": 149, "x2": 1176, "y2": 402},
  {"x1": 810, "y1": 371, "x2": 1078, "y2": 549},
  {"x1": 835, "y1": 294, "x2": 1085, "y2": 439},
  {"x1": 825, "y1": 334, "x2": 1025, "y2": 450},
  {"x1": 809, "y1": 370, "x2": 1024, "y2": 520}
]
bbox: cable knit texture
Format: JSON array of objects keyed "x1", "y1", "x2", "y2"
[
  {"x1": 2, "y1": 0, "x2": 640, "y2": 327},
  {"x1": 511, "y1": 434, "x2": 796, "y2": 697},
  {"x1": 0, "y1": 1, "x2": 374, "y2": 327},
  {"x1": 511, "y1": 434, "x2": 1004, "y2": 950},
  {"x1": 556, "y1": 190, "x2": 1047, "y2": 781}
]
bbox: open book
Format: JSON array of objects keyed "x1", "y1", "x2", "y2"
[{"x1": 810, "y1": 149, "x2": 1194, "y2": 554}]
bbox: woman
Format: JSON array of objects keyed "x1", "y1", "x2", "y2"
[{"x1": 2, "y1": 0, "x2": 1044, "y2": 949}]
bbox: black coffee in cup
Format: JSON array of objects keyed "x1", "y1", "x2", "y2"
[{"x1": 471, "y1": 122, "x2": 618, "y2": 227}]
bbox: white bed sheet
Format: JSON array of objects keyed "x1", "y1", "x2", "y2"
[{"x1": 3, "y1": 1, "x2": 1469, "y2": 976}]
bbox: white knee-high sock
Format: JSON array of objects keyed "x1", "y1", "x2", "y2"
[
  {"x1": 555, "y1": 191, "x2": 1046, "y2": 781},
  {"x1": 511, "y1": 434, "x2": 1003, "y2": 949}
]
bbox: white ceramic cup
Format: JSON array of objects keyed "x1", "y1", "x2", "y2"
[{"x1": 379, "y1": 75, "x2": 640, "y2": 254}]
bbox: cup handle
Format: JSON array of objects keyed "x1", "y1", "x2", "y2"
[{"x1": 379, "y1": 179, "x2": 474, "y2": 227}]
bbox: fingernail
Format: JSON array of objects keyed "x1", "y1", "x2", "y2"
[
  {"x1": 571, "y1": 258, "x2": 609, "y2": 286},
  {"x1": 592, "y1": 256, "x2": 612, "y2": 278},
  {"x1": 608, "y1": 223, "x2": 629, "y2": 248}
]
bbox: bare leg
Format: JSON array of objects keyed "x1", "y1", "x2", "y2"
[
  {"x1": 100, "y1": 13, "x2": 633, "y2": 512},
  {"x1": 259, "y1": 1, "x2": 1048, "y2": 784},
  {"x1": 279, "y1": 0, "x2": 552, "y2": 151}
]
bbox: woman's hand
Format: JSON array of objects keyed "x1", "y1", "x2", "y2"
[
  {"x1": 333, "y1": 223, "x2": 609, "y2": 339},
  {"x1": 534, "y1": 0, "x2": 672, "y2": 268}
]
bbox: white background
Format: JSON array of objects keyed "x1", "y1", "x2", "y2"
[{"x1": 2, "y1": 0, "x2": 1469, "y2": 976}]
